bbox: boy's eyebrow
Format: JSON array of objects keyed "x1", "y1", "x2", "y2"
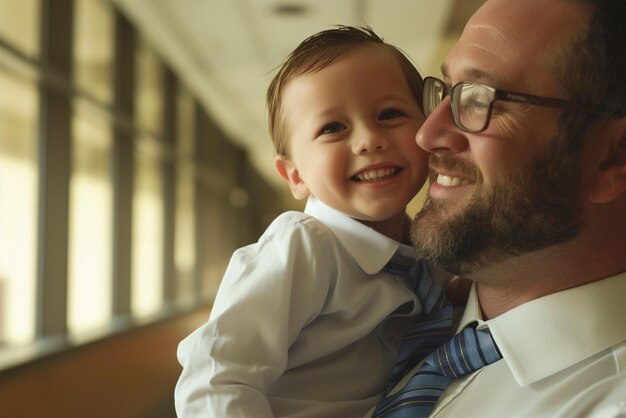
[
  {"x1": 380, "y1": 93, "x2": 416, "y2": 102},
  {"x1": 311, "y1": 106, "x2": 342, "y2": 118}
]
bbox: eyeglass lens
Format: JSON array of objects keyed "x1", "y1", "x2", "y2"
[
  {"x1": 424, "y1": 78, "x2": 444, "y2": 117},
  {"x1": 456, "y1": 83, "x2": 492, "y2": 132},
  {"x1": 423, "y1": 78, "x2": 494, "y2": 133}
]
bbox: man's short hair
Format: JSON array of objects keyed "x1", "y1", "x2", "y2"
[{"x1": 556, "y1": 0, "x2": 625, "y2": 148}]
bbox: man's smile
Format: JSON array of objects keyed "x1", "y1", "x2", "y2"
[{"x1": 435, "y1": 174, "x2": 472, "y2": 187}]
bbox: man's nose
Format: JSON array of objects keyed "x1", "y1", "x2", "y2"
[{"x1": 416, "y1": 97, "x2": 469, "y2": 154}]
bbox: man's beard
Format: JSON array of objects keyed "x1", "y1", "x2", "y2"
[{"x1": 411, "y1": 136, "x2": 584, "y2": 276}]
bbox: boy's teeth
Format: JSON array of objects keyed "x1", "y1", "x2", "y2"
[
  {"x1": 436, "y1": 174, "x2": 470, "y2": 186},
  {"x1": 355, "y1": 167, "x2": 398, "y2": 182}
]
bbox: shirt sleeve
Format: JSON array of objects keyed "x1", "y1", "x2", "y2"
[{"x1": 175, "y1": 214, "x2": 337, "y2": 417}]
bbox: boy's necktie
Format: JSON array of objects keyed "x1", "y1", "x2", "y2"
[
  {"x1": 382, "y1": 256, "x2": 454, "y2": 391},
  {"x1": 372, "y1": 322, "x2": 503, "y2": 417}
]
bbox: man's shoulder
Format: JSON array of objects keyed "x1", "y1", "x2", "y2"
[{"x1": 558, "y1": 340, "x2": 626, "y2": 418}]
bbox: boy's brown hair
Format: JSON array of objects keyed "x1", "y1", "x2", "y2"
[{"x1": 266, "y1": 26, "x2": 424, "y2": 157}]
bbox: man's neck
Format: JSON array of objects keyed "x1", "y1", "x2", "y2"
[{"x1": 472, "y1": 223, "x2": 626, "y2": 319}]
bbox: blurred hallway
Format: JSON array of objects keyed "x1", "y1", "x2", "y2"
[{"x1": 0, "y1": 0, "x2": 482, "y2": 416}]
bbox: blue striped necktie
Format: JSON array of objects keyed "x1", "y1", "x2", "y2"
[
  {"x1": 382, "y1": 256, "x2": 454, "y2": 391},
  {"x1": 373, "y1": 322, "x2": 503, "y2": 417}
]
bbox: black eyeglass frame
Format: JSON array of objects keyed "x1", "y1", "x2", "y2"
[{"x1": 423, "y1": 76, "x2": 613, "y2": 133}]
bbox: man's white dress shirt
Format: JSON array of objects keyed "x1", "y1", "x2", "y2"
[
  {"x1": 175, "y1": 196, "x2": 423, "y2": 417},
  {"x1": 375, "y1": 272, "x2": 626, "y2": 417}
]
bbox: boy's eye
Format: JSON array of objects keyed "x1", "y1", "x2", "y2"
[
  {"x1": 378, "y1": 108, "x2": 404, "y2": 121},
  {"x1": 319, "y1": 122, "x2": 345, "y2": 135}
]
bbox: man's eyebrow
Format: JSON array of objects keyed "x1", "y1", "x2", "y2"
[{"x1": 440, "y1": 63, "x2": 499, "y2": 86}]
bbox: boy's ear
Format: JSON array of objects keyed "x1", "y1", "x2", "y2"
[
  {"x1": 588, "y1": 117, "x2": 626, "y2": 203},
  {"x1": 275, "y1": 155, "x2": 310, "y2": 200}
]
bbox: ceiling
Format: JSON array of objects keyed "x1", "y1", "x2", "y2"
[{"x1": 112, "y1": 0, "x2": 485, "y2": 201}]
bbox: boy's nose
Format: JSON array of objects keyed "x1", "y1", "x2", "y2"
[{"x1": 352, "y1": 130, "x2": 388, "y2": 154}]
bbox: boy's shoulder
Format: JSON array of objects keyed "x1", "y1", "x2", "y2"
[
  {"x1": 261, "y1": 210, "x2": 340, "y2": 248},
  {"x1": 266, "y1": 210, "x2": 332, "y2": 234}
]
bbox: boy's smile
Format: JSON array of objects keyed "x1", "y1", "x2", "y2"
[{"x1": 350, "y1": 164, "x2": 401, "y2": 183}]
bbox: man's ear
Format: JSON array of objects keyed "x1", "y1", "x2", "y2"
[
  {"x1": 275, "y1": 155, "x2": 310, "y2": 200},
  {"x1": 588, "y1": 117, "x2": 626, "y2": 203}
]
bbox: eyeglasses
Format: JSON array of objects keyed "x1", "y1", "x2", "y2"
[{"x1": 423, "y1": 76, "x2": 612, "y2": 133}]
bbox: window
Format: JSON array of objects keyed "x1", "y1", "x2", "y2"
[
  {"x1": 135, "y1": 39, "x2": 164, "y2": 135},
  {"x1": 132, "y1": 39, "x2": 165, "y2": 319},
  {"x1": 67, "y1": 0, "x2": 115, "y2": 337},
  {"x1": 68, "y1": 104, "x2": 113, "y2": 336},
  {"x1": 0, "y1": 0, "x2": 40, "y2": 351},
  {"x1": 175, "y1": 87, "x2": 196, "y2": 304},
  {"x1": 73, "y1": 0, "x2": 114, "y2": 104},
  {"x1": 0, "y1": 69, "x2": 39, "y2": 346},
  {"x1": 132, "y1": 137, "x2": 164, "y2": 318},
  {"x1": 0, "y1": 0, "x2": 40, "y2": 57}
]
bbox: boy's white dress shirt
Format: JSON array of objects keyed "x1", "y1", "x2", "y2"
[
  {"x1": 175, "y1": 196, "x2": 423, "y2": 417},
  {"x1": 371, "y1": 272, "x2": 626, "y2": 417}
]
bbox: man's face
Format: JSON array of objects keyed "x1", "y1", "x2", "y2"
[{"x1": 411, "y1": 0, "x2": 587, "y2": 275}]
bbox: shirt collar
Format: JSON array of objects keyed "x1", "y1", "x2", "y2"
[
  {"x1": 304, "y1": 196, "x2": 409, "y2": 274},
  {"x1": 458, "y1": 272, "x2": 626, "y2": 386}
]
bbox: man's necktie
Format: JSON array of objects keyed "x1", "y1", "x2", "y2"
[
  {"x1": 383, "y1": 256, "x2": 454, "y2": 391},
  {"x1": 372, "y1": 323, "x2": 503, "y2": 417}
]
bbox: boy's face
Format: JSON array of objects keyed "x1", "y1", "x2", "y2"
[{"x1": 275, "y1": 45, "x2": 428, "y2": 224}]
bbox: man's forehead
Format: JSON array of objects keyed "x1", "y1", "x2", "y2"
[
  {"x1": 441, "y1": 0, "x2": 586, "y2": 87},
  {"x1": 465, "y1": 0, "x2": 585, "y2": 51},
  {"x1": 440, "y1": 25, "x2": 519, "y2": 87}
]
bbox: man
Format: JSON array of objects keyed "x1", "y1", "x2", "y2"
[{"x1": 372, "y1": 0, "x2": 626, "y2": 416}]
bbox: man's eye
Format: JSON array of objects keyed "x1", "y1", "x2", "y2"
[
  {"x1": 379, "y1": 108, "x2": 404, "y2": 121},
  {"x1": 467, "y1": 99, "x2": 490, "y2": 112},
  {"x1": 320, "y1": 122, "x2": 345, "y2": 135}
]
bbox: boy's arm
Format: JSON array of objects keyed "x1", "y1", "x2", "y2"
[{"x1": 175, "y1": 217, "x2": 331, "y2": 417}]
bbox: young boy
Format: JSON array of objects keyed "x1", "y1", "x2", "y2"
[{"x1": 175, "y1": 26, "x2": 442, "y2": 417}]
